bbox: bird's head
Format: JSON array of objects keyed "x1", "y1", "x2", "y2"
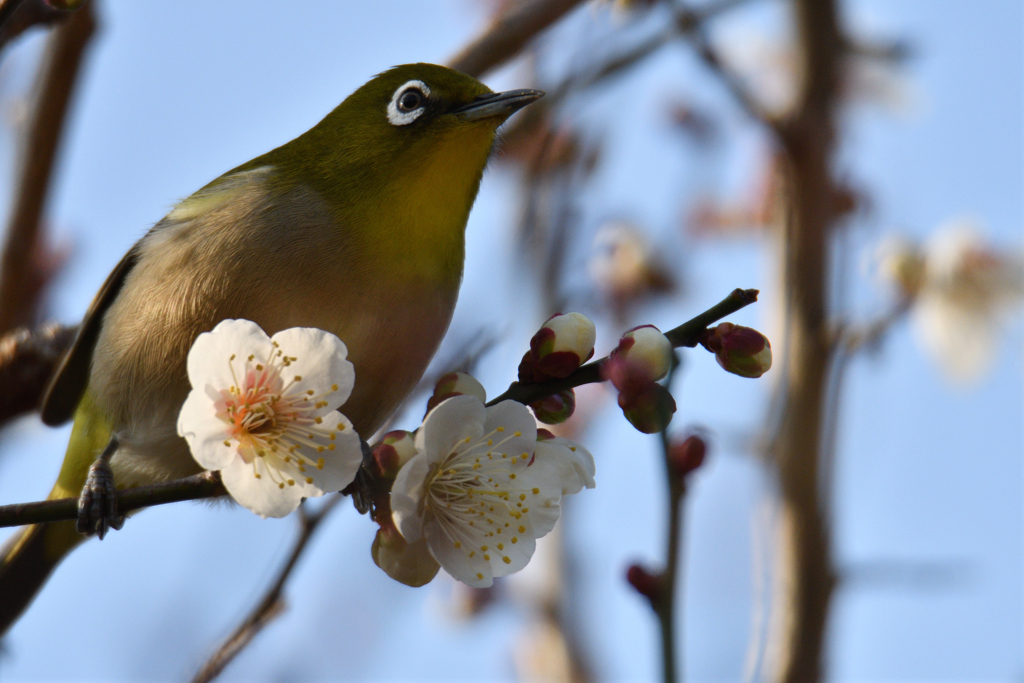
[
  {"x1": 258, "y1": 64, "x2": 541, "y2": 280},
  {"x1": 283, "y1": 63, "x2": 542, "y2": 194}
]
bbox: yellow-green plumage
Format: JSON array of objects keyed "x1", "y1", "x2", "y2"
[{"x1": 0, "y1": 63, "x2": 540, "y2": 632}]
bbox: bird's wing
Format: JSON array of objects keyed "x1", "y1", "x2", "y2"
[
  {"x1": 40, "y1": 166, "x2": 277, "y2": 427},
  {"x1": 40, "y1": 247, "x2": 140, "y2": 426}
]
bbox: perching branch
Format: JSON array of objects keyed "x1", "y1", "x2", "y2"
[
  {"x1": 0, "y1": 470, "x2": 224, "y2": 527},
  {"x1": 0, "y1": 289, "x2": 758, "y2": 528},
  {"x1": 447, "y1": 0, "x2": 587, "y2": 78},
  {"x1": 190, "y1": 495, "x2": 343, "y2": 683},
  {"x1": 0, "y1": 1, "x2": 97, "y2": 334}
]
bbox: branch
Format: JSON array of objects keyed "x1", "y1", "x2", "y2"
[
  {"x1": 0, "y1": 0, "x2": 81, "y2": 57},
  {"x1": 0, "y1": 289, "x2": 759, "y2": 529},
  {"x1": 0, "y1": 322, "x2": 75, "y2": 423},
  {"x1": 653, "y1": 359, "x2": 684, "y2": 683},
  {"x1": 489, "y1": 287, "x2": 758, "y2": 406},
  {"x1": 447, "y1": 0, "x2": 587, "y2": 78},
  {"x1": 0, "y1": 1, "x2": 97, "y2": 334},
  {"x1": 0, "y1": 470, "x2": 224, "y2": 527},
  {"x1": 675, "y1": 3, "x2": 782, "y2": 131},
  {"x1": 190, "y1": 495, "x2": 342, "y2": 683}
]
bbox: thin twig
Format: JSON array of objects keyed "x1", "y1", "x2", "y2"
[
  {"x1": 447, "y1": 0, "x2": 587, "y2": 78},
  {"x1": 0, "y1": 1, "x2": 97, "y2": 334},
  {"x1": 0, "y1": 289, "x2": 759, "y2": 528},
  {"x1": 654, "y1": 356, "x2": 684, "y2": 683},
  {"x1": 190, "y1": 495, "x2": 343, "y2": 683},
  {"x1": 679, "y1": 13, "x2": 781, "y2": 131}
]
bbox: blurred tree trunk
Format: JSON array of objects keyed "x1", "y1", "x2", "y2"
[{"x1": 764, "y1": 0, "x2": 842, "y2": 680}]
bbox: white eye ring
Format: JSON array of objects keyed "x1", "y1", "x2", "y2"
[{"x1": 387, "y1": 80, "x2": 430, "y2": 126}]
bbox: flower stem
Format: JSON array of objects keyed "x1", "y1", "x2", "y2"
[{"x1": 655, "y1": 357, "x2": 686, "y2": 683}]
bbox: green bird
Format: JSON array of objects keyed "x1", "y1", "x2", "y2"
[{"x1": 0, "y1": 63, "x2": 541, "y2": 632}]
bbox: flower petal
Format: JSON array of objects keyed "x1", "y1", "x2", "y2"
[
  {"x1": 303, "y1": 411, "x2": 362, "y2": 492},
  {"x1": 517, "y1": 459, "x2": 565, "y2": 537},
  {"x1": 391, "y1": 453, "x2": 431, "y2": 542},
  {"x1": 220, "y1": 455, "x2": 316, "y2": 518},
  {"x1": 416, "y1": 395, "x2": 485, "y2": 464},
  {"x1": 177, "y1": 386, "x2": 235, "y2": 470},
  {"x1": 270, "y1": 327, "x2": 355, "y2": 411},
  {"x1": 186, "y1": 319, "x2": 270, "y2": 390},
  {"x1": 535, "y1": 437, "x2": 596, "y2": 495},
  {"x1": 479, "y1": 400, "x2": 536, "y2": 467},
  {"x1": 423, "y1": 516, "x2": 494, "y2": 588}
]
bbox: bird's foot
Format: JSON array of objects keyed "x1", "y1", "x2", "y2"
[{"x1": 77, "y1": 458, "x2": 124, "y2": 539}]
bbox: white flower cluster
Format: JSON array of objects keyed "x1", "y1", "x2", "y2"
[{"x1": 177, "y1": 319, "x2": 596, "y2": 587}]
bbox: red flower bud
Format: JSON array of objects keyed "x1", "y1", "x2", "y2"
[
  {"x1": 530, "y1": 388, "x2": 576, "y2": 425},
  {"x1": 372, "y1": 430, "x2": 417, "y2": 480},
  {"x1": 518, "y1": 312, "x2": 596, "y2": 383},
  {"x1": 626, "y1": 563, "x2": 663, "y2": 605},
  {"x1": 426, "y1": 372, "x2": 487, "y2": 414},
  {"x1": 702, "y1": 323, "x2": 772, "y2": 378},
  {"x1": 669, "y1": 434, "x2": 707, "y2": 478}
]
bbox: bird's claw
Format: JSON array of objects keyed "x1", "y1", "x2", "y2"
[{"x1": 77, "y1": 458, "x2": 123, "y2": 539}]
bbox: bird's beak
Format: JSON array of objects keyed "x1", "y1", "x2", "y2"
[{"x1": 454, "y1": 89, "x2": 545, "y2": 121}]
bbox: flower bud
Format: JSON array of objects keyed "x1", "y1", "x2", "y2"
[
  {"x1": 702, "y1": 323, "x2": 773, "y2": 378},
  {"x1": 519, "y1": 312, "x2": 596, "y2": 383},
  {"x1": 618, "y1": 383, "x2": 676, "y2": 434},
  {"x1": 530, "y1": 388, "x2": 576, "y2": 425},
  {"x1": 426, "y1": 371, "x2": 487, "y2": 414},
  {"x1": 372, "y1": 430, "x2": 417, "y2": 480},
  {"x1": 603, "y1": 325, "x2": 673, "y2": 393},
  {"x1": 372, "y1": 523, "x2": 440, "y2": 588},
  {"x1": 626, "y1": 563, "x2": 662, "y2": 606},
  {"x1": 669, "y1": 434, "x2": 707, "y2": 478}
]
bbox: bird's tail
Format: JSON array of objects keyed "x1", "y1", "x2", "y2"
[
  {"x1": 0, "y1": 488, "x2": 84, "y2": 636},
  {"x1": 0, "y1": 393, "x2": 109, "y2": 635}
]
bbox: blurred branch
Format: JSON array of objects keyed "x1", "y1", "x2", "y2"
[
  {"x1": 0, "y1": 322, "x2": 75, "y2": 423},
  {"x1": 542, "y1": 0, "x2": 753, "y2": 108},
  {"x1": 0, "y1": 1, "x2": 96, "y2": 334},
  {"x1": 760, "y1": 0, "x2": 842, "y2": 681},
  {"x1": 191, "y1": 495, "x2": 343, "y2": 683},
  {"x1": 447, "y1": 0, "x2": 587, "y2": 78},
  {"x1": 673, "y1": 1, "x2": 782, "y2": 131},
  {"x1": 0, "y1": 0, "x2": 83, "y2": 56},
  {"x1": 0, "y1": 288, "x2": 759, "y2": 528}
]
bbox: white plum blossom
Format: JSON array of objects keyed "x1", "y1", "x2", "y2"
[
  {"x1": 177, "y1": 319, "x2": 363, "y2": 518},
  {"x1": 876, "y1": 222, "x2": 1024, "y2": 383},
  {"x1": 390, "y1": 395, "x2": 595, "y2": 588}
]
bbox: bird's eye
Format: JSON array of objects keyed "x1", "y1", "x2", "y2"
[
  {"x1": 398, "y1": 89, "x2": 423, "y2": 112},
  {"x1": 387, "y1": 79, "x2": 430, "y2": 126}
]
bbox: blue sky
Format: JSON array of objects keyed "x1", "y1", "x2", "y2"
[{"x1": 0, "y1": 1, "x2": 1018, "y2": 681}]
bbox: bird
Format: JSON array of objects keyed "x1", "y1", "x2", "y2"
[{"x1": 0, "y1": 63, "x2": 542, "y2": 633}]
